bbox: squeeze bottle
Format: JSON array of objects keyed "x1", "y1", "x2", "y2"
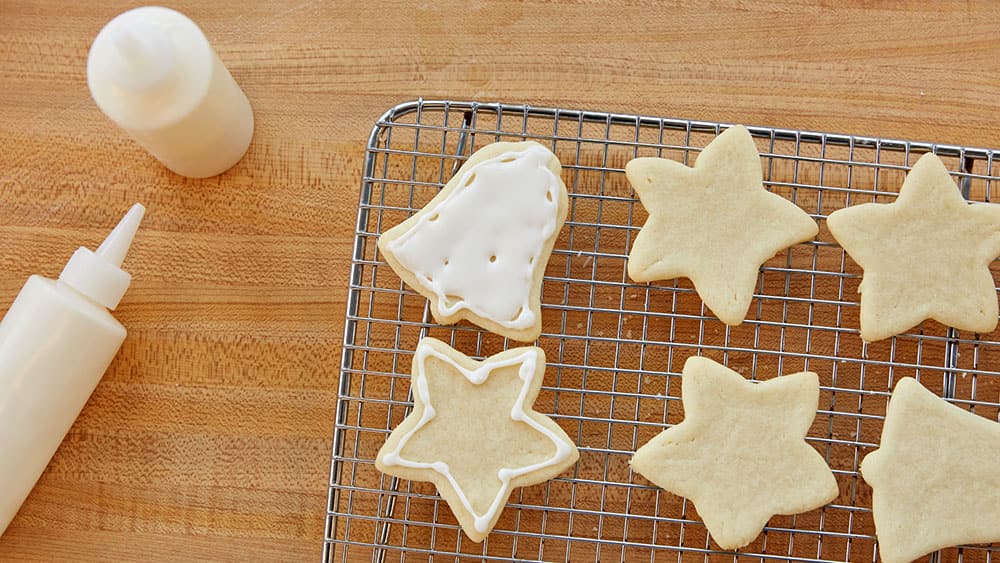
[
  {"x1": 0, "y1": 204, "x2": 145, "y2": 536},
  {"x1": 87, "y1": 7, "x2": 254, "y2": 178}
]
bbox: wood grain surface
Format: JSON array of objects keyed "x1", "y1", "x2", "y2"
[{"x1": 1, "y1": 1, "x2": 998, "y2": 561}]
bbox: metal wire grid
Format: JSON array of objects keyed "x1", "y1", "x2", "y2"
[{"x1": 324, "y1": 99, "x2": 1000, "y2": 563}]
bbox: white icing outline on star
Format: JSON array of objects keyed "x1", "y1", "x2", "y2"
[{"x1": 379, "y1": 339, "x2": 576, "y2": 535}]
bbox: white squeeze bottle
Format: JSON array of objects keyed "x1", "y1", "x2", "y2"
[
  {"x1": 87, "y1": 7, "x2": 253, "y2": 178},
  {"x1": 0, "y1": 204, "x2": 145, "y2": 536}
]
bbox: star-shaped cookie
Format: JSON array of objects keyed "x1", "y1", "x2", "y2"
[
  {"x1": 860, "y1": 377, "x2": 1000, "y2": 563},
  {"x1": 631, "y1": 356, "x2": 838, "y2": 550},
  {"x1": 826, "y1": 152, "x2": 1000, "y2": 341},
  {"x1": 375, "y1": 338, "x2": 579, "y2": 542},
  {"x1": 626, "y1": 125, "x2": 818, "y2": 325}
]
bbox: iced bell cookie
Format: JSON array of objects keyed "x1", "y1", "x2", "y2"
[
  {"x1": 826, "y1": 152, "x2": 1000, "y2": 341},
  {"x1": 625, "y1": 125, "x2": 818, "y2": 325},
  {"x1": 375, "y1": 337, "x2": 579, "y2": 542},
  {"x1": 631, "y1": 357, "x2": 837, "y2": 550},
  {"x1": 860, "y1": 377, "x2": 1000, "y2": 563},
  {"x1": 378, "y1": 141, "x2": 568, "y2": 342}
]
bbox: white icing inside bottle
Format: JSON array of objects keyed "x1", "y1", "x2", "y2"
[
  {"x1": 380, "y1": 341, "x2": 574, "y2": 534},
  {"x1": 387, "y1": 146, "x2": 561, "y2": 329}
]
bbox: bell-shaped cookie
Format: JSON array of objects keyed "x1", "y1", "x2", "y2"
[{"x1": 378, "y1": 141, "x2": 568, "y2": 341}]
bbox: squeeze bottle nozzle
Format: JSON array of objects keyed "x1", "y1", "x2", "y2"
[
  {"x1": 106, "y1": 24, "x2": 174, "y2": 91},
  {"x1": 59, "y1": 203, "x2": 145, "y2": 310},
  {"x1": 97, "y1": 203, "x2": 144, "y2": 266}
]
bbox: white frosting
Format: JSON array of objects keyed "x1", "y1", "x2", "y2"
[
  {"x1": 380, "y1": 341, "x2": 575, "y2": 534},
  {"x1": 387, "y1": 146, "x2": 562, "y2": 329}
]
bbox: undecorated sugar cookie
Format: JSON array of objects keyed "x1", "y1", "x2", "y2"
[
  {"x1": 378, "y1": 141, "x2": 568, "y2": 342},
  {"x1": 631, "y1": 356, "x2": 838, "y2": 550},
  {"x1": 375, "y1": 337, "x2": 579, "y2": 542},
  {"x1": 860, "y1": 377, "x2": 1000, "y2": 563},
  {"x1": 625, "y1": 125, "x2": 818, "y2": 325},
  {"x1": 826, "y1": 152, "x2": 1000, "y2": 341}
]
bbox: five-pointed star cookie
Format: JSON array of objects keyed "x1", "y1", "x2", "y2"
[
  {"x1": 375, "y1": 337, "x2": 579, "y2": 542},
  {"x1": 860, "y1": 377, "x2": 1000, "y2": 563},
  {"x1": 826, "y1": 152, "x2": 1000, "y2": 341},
  {"x1": 631, "y1": 356, "x2": 838, "y2": 550},
  {"x1": 626, "y1": 125, "x2": 818, "y2": 325}
]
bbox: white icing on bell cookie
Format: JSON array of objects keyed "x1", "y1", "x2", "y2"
[{"x1": 378, "y1": 141, "x2": 567, "y2": 341}]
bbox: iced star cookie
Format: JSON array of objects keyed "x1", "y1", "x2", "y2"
[
  {"x1": 375, "y1": 338, "x2": 578, "y2": 542},
  {"x1": 860, "y1": 377, "x2": 1000, "y2": 563},
  {"x1": 827, "y1": 152, "x2": 1000, "y2": 341},
  {"x1": 626, "y1": 125, "x2": 818, "y2": 325},
  {"x1": 631, "y1": 357, "x2": 837, "y2": 550},
  {"x1": 378, "y1": 141, "x2": 568, "y2": 342}
]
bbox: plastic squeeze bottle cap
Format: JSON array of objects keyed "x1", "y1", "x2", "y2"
[
  {"x1": 87, "y1": 7, "x2": 255, "y2": 178},
  {"x1": 103, "y1": 23, "x2": 174, "y2": 92},
  {"x1": 59, "y1": 203, "x2": 145, "y2": 310}
]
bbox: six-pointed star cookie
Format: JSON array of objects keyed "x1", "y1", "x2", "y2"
[
  {"x1": 375, "y1": 337, "x2": 579, "y2": 542},
  {"x1": 827, "y1": 152, "x2": 1000, "y2": 341},
  {"x1": 626, "y1": 125, "x2": 818, "y2": 325},
  {"x1": 860, "y1": 377, "x2": 1000, "y2": 563},
  {"x1": 631, "y1": 356, "x2": 838, "y2": 550}
]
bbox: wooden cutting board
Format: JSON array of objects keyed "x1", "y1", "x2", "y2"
[{"x1": 1, "y1": 1, "x2": 998, "y2": 561}]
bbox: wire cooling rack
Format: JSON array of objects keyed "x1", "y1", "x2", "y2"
[{"x1": 324, "y1": 100, "x2": 1000, "y2": 562}]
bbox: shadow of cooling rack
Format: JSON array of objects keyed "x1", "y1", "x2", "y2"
[{"x1": 324, "y1": 99, "x2": 1000, "y2": 563}]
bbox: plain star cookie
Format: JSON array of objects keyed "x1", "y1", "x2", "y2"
[
  {"x1": 378, "y1": 141, "x2": 568, "y2": 342},
  {"x1": 625, "y1": 125, "x2": 818, "y2": 325},
  {"x1": 860, "y1": 377, "x2": 1000, "y2": 563},
  {"x1": 375, "y1": 338, "x2": 578, "y2": 542},
  {"x1": 827, "y1": 152, "x2": 1000, "y2": 341},
  {"x1": 631, "y1": 356, "x2": 837, "y2": 550}
]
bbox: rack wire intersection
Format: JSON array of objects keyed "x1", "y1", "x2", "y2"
[{"x1": 325, "y1": 100, "x2": 1000, "y2": 563}]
